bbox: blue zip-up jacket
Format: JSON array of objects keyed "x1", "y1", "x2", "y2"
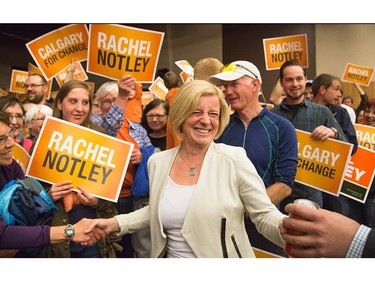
[{"x1": 216, "y1": 107, "x2": 298, "y2": 189}]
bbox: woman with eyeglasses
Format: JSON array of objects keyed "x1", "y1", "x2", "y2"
[
  {"x1": 0, "y1": 112, "x2": 105, "y2": 258},
  {"x1": 0, "y1": 96, "x2": 32, "y2": 153},
  {"x1": 141, "y1": 99, "x2": 169, "y2": 152}
]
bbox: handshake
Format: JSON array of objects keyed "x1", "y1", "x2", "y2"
[{"x1": 71, "y1": 217, "x2": 120, "y2": 246}]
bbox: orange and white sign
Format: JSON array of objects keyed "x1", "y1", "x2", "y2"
[
  {"x1": 26, "y1": 24, "x2": 89, "y2": 80},
  {"x1": 342, "y1": 63, "x2": 374, "y2": 86},
  {"x1": 26, "y1": 116, "x2": 134, "y2": 202},
  {"x1": 9, "y1": 69, "x2": 28, "y2": 94},
  {"x1": 13, "y1": 143, "x2": 31, "y2": 173},
  {"x1": 28, "y1": 63, "x2": 53, "y2": 100},
  {"x1": 175, "y1": 60, "x2": 194, "y2": 76},
  {"x1": 354, "y1": 123, "x2": 375, "y2": 151},
  {"x1": 55, "y1": 61, "x2": 88, "y2": 87},
  {"x1": 263, "y1": 34, "x2": 308, "y2": 70},
  {"x1": 341, "y1": 146, "x2": 375, "y2": 203},
  {"x1": 295, "y1": 129, "x2": 353, "y2": 196},
  {"x1": 85, "y1": 81, "x2": 95, "y2": 95},
  {"x1": 141, "y1": 91, "x2": 154, "y2": 106},
  {"x1": 87, "y1": 24, "x2": 164, "y2": 83},
  {"x1": 148, "y1": 76, "x2": 168, "y2": 100}
]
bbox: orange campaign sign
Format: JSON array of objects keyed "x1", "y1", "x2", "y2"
[
  {"x1": 263, "y1": 34, "x2": 308, "y2": 70},
  {"x1": 26, "y1": 116, "x2": 134, "y2": 202},
  {"x1": 175, "y1": 60, "x2": 194, "y2": 76},
  {"x1": 13, "y1": 143, "x2": 31, "y2": 174},
  {"x1": 341, "y1": 146, "x2": 375, "y2": 203},
  {"x1": 28, "y1": 63, "x2": 53, "y2": 100},
  {"x1": 148, "y1": 76, "x2": 168, "y2": 100},
  {"x1": 9, "y1": 69, "x2": 28, "y2": 94},
  {"x1": 295, "y1": 129, "x2": 353, "y2": 196},
  {"x1": 55, "y1": 61, "x2": 88, "y2": 87},
  {"x1": 87, "y1": 24, "x2": 164, "y2": 83},
  {"x1": 354, "y1": 123, "x2": 375, "y2": 151},
  {"x1": 342, "y1": 63, "x2": 374, "y2": 86},
  {"x1": 26, "y1": 24, "x2": 89, "y2": 80},
  {"x1": 141, "y1": 91, "x2": 154, "y2": 106},
  {"x1": 179, "y1": 71, "x2": 190, "y2": 84}
]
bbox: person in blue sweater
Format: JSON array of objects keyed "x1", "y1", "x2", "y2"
[{"x1": 210, "y1": 60, "x2": 298, "y2": 257}]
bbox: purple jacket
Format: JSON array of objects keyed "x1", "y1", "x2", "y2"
[{"x1": 0, "y1": 160, "x2": 50, "y2": 249}]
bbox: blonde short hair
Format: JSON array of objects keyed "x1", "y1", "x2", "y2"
[
  {"x1": 169, "y1": 80, "x2": 229, "y2": 139},
  {"x1": 193, "y1": 58, "x2": 223, "y2": 81}
]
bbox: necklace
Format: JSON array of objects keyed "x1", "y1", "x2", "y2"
[{"x1": 178, "y1": 152, "x2": 204, "y2": 176}]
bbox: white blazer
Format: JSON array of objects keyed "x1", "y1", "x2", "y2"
[{"x1": 116, "y1": 142, "x2": 286, "y2": 258}]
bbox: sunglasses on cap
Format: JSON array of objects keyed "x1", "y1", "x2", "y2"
[{"x1": 220, "y1": 63, "x2": 259, "y2": 80}]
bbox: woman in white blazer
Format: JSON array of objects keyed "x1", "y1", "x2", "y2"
[{"x1": 89, "y1": 80, "x2": 287, "y2": 258}]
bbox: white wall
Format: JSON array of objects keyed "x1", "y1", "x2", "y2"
[{"x1": 316, "y1": 24, "x2": 375, "y2": 79}]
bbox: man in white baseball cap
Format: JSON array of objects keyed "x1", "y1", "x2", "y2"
[
  {"x1": 209, "y1": 60, "x2": 262, "y2": 85},
  {"x1": 211, "y1": 60, "x2": 298, "y2": 257}
]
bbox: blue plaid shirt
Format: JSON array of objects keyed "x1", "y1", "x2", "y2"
[{"x1": 91, "y1": 103, "x2": 124, "y2": 137}]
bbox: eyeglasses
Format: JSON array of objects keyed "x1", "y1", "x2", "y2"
[
  {"x1": 145, "y1": 114, "x2": 166, "y2": 120},
  {"x1": 5, "y1": 113, "x2": 24, "y2": 121},
  {"x1": 0, "y1": 128, "x2": 14, "y2": 146},
  {"x1": 101, "y1": 99, "x2": 113, "y2": 105},
  {"x1": 221, "y1": 63, "x2": 259, "y2": 79},
  {"x1": 31, "y1": 118, "x2": 45, "y2": 122},
  {"x1": 23, "y1": 83, "x2": 45, "y2": 89}
]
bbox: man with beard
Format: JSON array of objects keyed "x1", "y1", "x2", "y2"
[
  {"x1": 271, "y1": 60, "x2": 348, "y2": 211},
  {"x1": 23, "y1": 74, "x2": 52, "y2": 110}
]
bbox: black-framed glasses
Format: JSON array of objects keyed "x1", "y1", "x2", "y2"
[
  {"x1": 31, "y1": 118, "x2": 45, "y2": 122},
  {"x1": 0, "y1": 128, "x2": 14, "y2": 146},
  {"x1": 23, "y1": 83, "x2": 45, "y2": 89},
  {"x1": 145, "y1": 114, "x2": 166, "y2": 120},
  {"x1": 221, "y1": 63, "x2": 258, "y2": 79},
  {"x1": 5, "y1": 113, "x2": 24, "y2": 121}
]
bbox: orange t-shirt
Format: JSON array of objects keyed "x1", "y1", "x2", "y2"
[
  {"x1": 166, "y1": 87, "x2": 179, "y2": 105},
  {"x1": 116, "y1": 120, "x2": 139, "y2": 198}
]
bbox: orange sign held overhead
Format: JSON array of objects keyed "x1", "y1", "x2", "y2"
[
  {"x1": 10, "y1": 70, "x2": 28, "y2": 94},
  {"x1": 26, "y1": 116, "x2": 134, "y2": 202},
  {"x1": 263, "y1": 34, "x2": 308, "y2": 70},
  {"x1": 26, "y1": 24, "x2": 89, "y2": 80},
  {"x1": 148, "y1": 76, "x2": 168, "y2": 101},
  {"x1": 342, "y1": 63, "x2": 374, "y2": 86},
  {"x1": 87, "y1": 24, "x2": 164, "y2": 83},
  {"x1": 55, "y1": 61, "x2": 88, "y2": 87}
]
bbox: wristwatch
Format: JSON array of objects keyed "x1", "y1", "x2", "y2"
[
  {"x1": 65, "y1": 224, "x2": 75, "y2": 242},
  {"x1": 331, "y1": 127, "x2": 339, "y2": 139}
]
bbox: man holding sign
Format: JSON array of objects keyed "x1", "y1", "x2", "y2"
[
  {"x1": 312, "y1": 73, "x2": 358, "y2": 217},
  {"x1": 272, "y1": 60, "x2": 348, "y2": 210}
]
